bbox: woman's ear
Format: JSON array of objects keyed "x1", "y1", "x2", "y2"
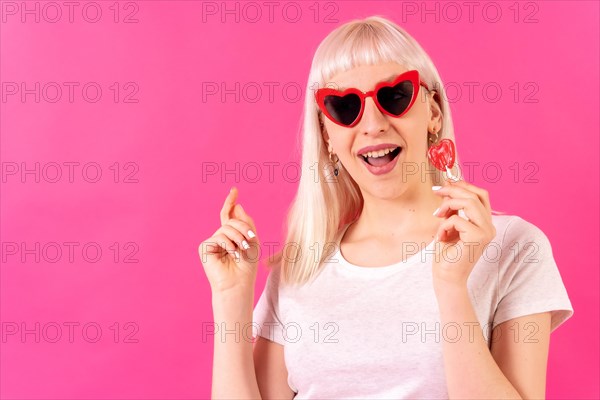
[{"x1": 428, "y1": 90, "x2": 443, "y2": 132}]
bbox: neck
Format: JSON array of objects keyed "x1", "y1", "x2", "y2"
[{"x1": 353, "y1": 180, "x2": 443, "y2": 239}]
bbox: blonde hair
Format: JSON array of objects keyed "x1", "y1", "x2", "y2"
[{"x1": 267, "y1": 15, "x2": 462, "y2": 286}]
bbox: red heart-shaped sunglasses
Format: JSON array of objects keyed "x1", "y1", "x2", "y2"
[{"x1": 315, "y1": 70, "x2": 430, "y2": 127}]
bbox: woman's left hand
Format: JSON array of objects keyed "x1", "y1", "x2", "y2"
[{"x1": 431, "y1": 179, "x2": 497, "y2": 289}]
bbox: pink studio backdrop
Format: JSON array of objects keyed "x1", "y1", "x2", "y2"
[{"x1": 1, "y1": 1, "x2": 598, "y2": 399}]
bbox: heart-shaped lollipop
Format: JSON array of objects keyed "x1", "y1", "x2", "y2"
[
  {"x1": 427, "y1": 138, "x2": 456, "y2": 171},
  {"x1": 427, "y1": 138, "x2": 459, "y2": 181}
]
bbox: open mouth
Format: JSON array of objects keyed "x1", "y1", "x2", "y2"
[{"x1": 359, "y1": 147, "x2": 402, "y2": 167}]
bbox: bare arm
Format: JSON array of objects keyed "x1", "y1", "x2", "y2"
[
  {"x1": 212, "y1": 288, "x2": 262, "y2": 399},
  {"x1": 491, "y1": 312, "x2": 551, "y2": 399},
  {"x1": 435, "y1": 284, "x2": 550, "y2": 399},
  {"x1": 212, "y1": 289, "x2": 296, "y2": 400},
  {"x1": 200, "y1": 187, "x2": 266, "y2": 399}
]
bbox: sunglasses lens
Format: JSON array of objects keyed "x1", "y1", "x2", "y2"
[
  {"x1": 324, "y1": 93, "x2": 362, "y2": 126},
  {"x1": 377, "y1": 80, "x2": 414, "y2": 115}
]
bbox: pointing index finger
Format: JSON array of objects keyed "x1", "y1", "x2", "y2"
[{"x1": 220, "y1": 187, "x2": 238, "y2": 225}]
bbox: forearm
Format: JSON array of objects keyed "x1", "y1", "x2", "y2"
[
  {"x1": 211, "y1": 289, "x2": 262, "y2": 400},
  {"x1": 433, "y1": 282, "x2": 522, "y2": 400}
]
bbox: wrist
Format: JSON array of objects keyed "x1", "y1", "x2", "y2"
[
  {"x1": 212, "y1": 281, "x2": 254, "y2": 298},
  {"x1": 212, "y1": 286, "x2": 254, "y2": 312}
]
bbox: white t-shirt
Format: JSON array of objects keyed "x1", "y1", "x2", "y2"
[{"x1": 252, "y1": 215, "x2": 574, "y2": 399}]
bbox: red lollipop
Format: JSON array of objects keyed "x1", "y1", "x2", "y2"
[{"x1": 427, "y1": 138, "x2": 459, "y2": 181}]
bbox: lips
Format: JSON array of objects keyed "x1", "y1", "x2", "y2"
[{"x1": 358, "y1": 147, "x2": 402, "y2": 176}]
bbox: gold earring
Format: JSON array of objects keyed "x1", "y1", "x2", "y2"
[
  {"x1": 328, "y1": 148, "x2": 340, "y2": 176},
  {"x1": 428, "y1": 129, "x2": 440, "y2": 145}
]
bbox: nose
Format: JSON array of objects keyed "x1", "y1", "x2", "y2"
[{"x1": 359, "y1": 96, "x2": 389, "y2": 136}]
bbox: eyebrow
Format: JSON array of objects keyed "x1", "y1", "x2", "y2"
[{"x1": 336, "y1": 73, "x2": 399, "y2": 91}]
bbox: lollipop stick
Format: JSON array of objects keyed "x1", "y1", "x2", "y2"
[{"x1": 446, "y1": 166, "x2": 460, "y2": 182}]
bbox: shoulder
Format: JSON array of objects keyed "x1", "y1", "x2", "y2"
[
  {"x1": 491, "y1": 214, "x2": 552, "y2": 249},
  {"x1": 488, "y1": 214, "x2": 557, "y2": 272},
  {"x1": 265, "y1": 263, "x2": 296, "y2": 293}
]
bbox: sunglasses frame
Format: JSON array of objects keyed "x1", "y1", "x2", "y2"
[{"x1": 315, "y1": 70, "x2": 430, "y2": 128}]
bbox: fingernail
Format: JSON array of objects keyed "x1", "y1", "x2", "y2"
[
  {"x1": 242, "y1": 240, "x2": 250, "y2": 250},
  {"x1": 432, "y1": 207, "x2": 440, "y2": 216},
  {"x1": 248, "y1": 230, "x2": 256, "y2": 238},
  {"x1": 234, "y1": 250, "x2": 240, "y2": 259},
  {"x1": 432, "y1": 186, "x2": 442, "y2": 191}
]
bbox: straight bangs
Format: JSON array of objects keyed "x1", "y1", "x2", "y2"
[{"x1": 314, "y1": 20, "x2": 427, "y2": 92}]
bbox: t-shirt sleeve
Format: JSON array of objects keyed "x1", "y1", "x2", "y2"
[
  {"x1": 493, "y1": 216, "x2": 574, "y2": 333},
  {"x1": 252, "y1": 266, "x2": 286, "y2": 345}
]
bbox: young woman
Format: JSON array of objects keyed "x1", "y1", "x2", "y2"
[{"x1": 200, "y1": 16, "x2": 574, "y2": 399}]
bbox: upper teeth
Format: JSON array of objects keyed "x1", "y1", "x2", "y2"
[{"x1": 362, "y1": 147, "x2": 398, "y2": 158}]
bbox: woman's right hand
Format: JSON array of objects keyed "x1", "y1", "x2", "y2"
[{"x1": 199, "y1": 187, "x2": 260, "y2": 294}]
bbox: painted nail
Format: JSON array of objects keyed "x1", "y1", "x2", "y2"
[
  {"x1": 234, "y1": 250, "x2": 240, "y2": 259},
  {"x1": 431, "y1": 186, "x2": 442, "y2": 191},
  {"x1": 432, "y1": 207, "x2": 440, "y2": 216},
  {"x1": 248, "y1": 230, "x2": 256, "y2": 238},
  {"x1": 242, "y1": 240, "x2": 250, "y2": 250}
]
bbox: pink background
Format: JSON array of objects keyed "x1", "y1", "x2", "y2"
[{"x1": 1, "y1": 1, "x2": 598, "y2": 399}]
